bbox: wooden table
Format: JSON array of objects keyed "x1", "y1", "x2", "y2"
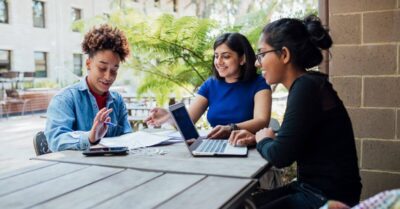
[
  {"x1": 0, "y1": 161, "x2": 256, "y2": 209},
  {"x1": 32, "y1": 143, "x2": 270, "y2": 179},
  {"x1": 2, "y1": 135, "x2": 270, "y2": 208}
]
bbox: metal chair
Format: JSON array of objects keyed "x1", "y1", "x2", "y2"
[
  {"x1": 5, "y1": 89, "x2": 31, "y2": 116},
  {"x1": 1, "y1": 71, "x2": 19, "y2": 89},
  {"x1": 33, "y1": 131, "x2": 51, "y2": 156},
  {"x1": 269, "y1": 118, "x2": 280, "y2": 132},
  {"x1": 19, "y1": 72, "x2": 35, "y2": 89}
]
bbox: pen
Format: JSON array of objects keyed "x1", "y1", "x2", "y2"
[{"x1": 104, "y1": 121, "x2": 118, "y2": 127}]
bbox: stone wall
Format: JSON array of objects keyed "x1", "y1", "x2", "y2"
[{"x1": 329, "y1": 0, "x2": 400, "y2": 199}]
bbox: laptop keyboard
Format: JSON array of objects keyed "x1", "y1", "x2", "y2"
[{"x1": 196, "y1": 140, "x2": 227, "y2": 153}]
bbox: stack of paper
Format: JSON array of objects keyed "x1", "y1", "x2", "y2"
[{"x1": 100, "y1": 131, "x2": 171, "y2": 149}]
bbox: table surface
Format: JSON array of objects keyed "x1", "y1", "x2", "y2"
[
  {"x1": 0, "y1": 161, "x2": 257, "y2": 209},
  {"x1": 32, "y1": 143, "x2": 269, "y2": 179},
  {"x1": 6, "y1": 132, "x2": 270, "y2": 209}
]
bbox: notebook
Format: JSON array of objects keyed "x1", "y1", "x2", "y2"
[{"x1": 169, "y1": 102, "x2": 248, "y2": 157}]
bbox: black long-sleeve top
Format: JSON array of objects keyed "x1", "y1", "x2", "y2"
[{"x1": 257, "y1": 72, "x2": 362, "y2": 205}]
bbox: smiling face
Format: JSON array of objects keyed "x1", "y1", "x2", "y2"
[
  {"x1": 255, "y1": 36, "x2": 286, "y2": 85},
  {"x1": 86, "y1": 50, "x2": 121, "y2": 95},
  {"x1": 214, "y1": 43, "x2": 244, "y2": 83}
]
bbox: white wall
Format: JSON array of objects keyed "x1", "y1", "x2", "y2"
[{"x1": 0, "y1": 0, "x2": 112, "y2": 83}]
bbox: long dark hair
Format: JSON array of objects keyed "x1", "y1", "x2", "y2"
[
  {"x1": 261, "y1": 15, "x2": 332, "y2": 69},
  {"x1": 212, "y1": 33, "x2": 257, "y2": 82}
]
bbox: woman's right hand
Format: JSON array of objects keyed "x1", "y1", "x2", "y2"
[{"x1": 144, "y1": 107, "x2": 170, "y2": 127}]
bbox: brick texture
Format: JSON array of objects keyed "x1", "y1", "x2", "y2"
[
  {"x1": 2, "y1": 90, "x2": 56, "y2": 116},
  {"x1": 347, "y1": 108, "x2": 395, "y2": 139},
  {"x1": 330, "y1": 0, "x2": 364, "y2": 14},
  {"x1": 364, "y1": 11, "x2": 400, "y2": 43},
  {"x1": 330, "y1": 14, "x2": 361, "y2": 44},
  {"x1": 330, "y1": 0, "x2": 397, "y2": 14},
  {"x1": 355, "y1": 139, "x2": 362, "y2": 167},
  {"x1": 362, "y1": 140, "x2": 400, "y2": 171},
  {"x1": 360, "y1": 171, "x2": 400, "y2": 199},
  {"x1": 365, "y1": 0, "x2": 397, "y2": 10},
  {"x1": 398, "y1": 109, "x2": 400, "y2": 139},
  {"x1": 364, "y1": 77, "x2": 400, "y2": 107},
  {"x1": 330, "y1": 45, "x2": 397, "y2": 76},
  {"x1": 330, "y1": 0, "x2": 400, "y2": 202},
  {"x1": 331, "y1": 77, "x2": 361, "y2": 107}
]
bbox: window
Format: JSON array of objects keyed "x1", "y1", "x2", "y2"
[
  {"x1": 32, "y1": 0, "x2": 45, "y2": 28},
  {"x1": 34, "y1": 52, "x2": 47, "y2": 77},
  {"x1": 71, "y1": 7, "x2": 81, "y2": 32},
  {"x1": 0, "y1": 0, "x2": 8, "y2": 24},
  {"x1": 0, "y1": 50, "x2": 11, "y2": 72},
  {"x1": 73, "y1": 54, "x2": 83, "y2": 76}
]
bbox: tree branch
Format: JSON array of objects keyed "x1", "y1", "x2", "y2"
[
  {"x1": 147, "y1": 35, "x2": 206, "y2": 62},
  {"x1": 181, "y1": 55, "x2": 206, "y2": 82},
  {"x1": 135, "y1": 68, "x2": 195, "y2": 96}
]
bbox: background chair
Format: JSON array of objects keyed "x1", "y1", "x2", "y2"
[
  {"x1": 19, "y1": 72, "x2": 35, "y2": 89},
  {"x1": 0, "y1": 71, "x2": 19, "y2": 89},
  {"x1": 5, "y1": 89, "x2": 31, "y2": 117},
  {"x1": 269, "y1": 118, "x2": 280, "y2": 132},
  {"x1": 33, "y1": 131, "x2": 51, "y2": 156}
]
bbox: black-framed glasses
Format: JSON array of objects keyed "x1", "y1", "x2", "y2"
[{"x1": 255, "y1": 49, "x2": 281, "y2": 64}]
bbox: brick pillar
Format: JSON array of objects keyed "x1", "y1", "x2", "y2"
[{"x1": 329, "y1": 0, "x2": 400, "y2": 199}]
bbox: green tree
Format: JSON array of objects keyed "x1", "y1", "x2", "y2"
[
  {"x1": 75, "y1": 0, "x2": 317, "y2": 105},
  {"x1": 125, "y1": 13, "x2": 220, "y2": 105}
]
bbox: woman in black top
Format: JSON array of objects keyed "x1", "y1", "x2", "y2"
[{"x1": 229, "y1": 15, "x2": 362, "y2": 208}]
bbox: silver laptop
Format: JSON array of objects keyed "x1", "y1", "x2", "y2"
[{"x1": 169, "y1": 102, "x2": 248, "y2": 157}]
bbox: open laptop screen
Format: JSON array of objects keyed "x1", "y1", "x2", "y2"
[{"x1": 169, "y1": 103, "x2": 200, "y2": 140}]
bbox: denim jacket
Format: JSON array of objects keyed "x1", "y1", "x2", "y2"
[{"x1": 44, "y1": 77, "x2": 132, "y2": 151}]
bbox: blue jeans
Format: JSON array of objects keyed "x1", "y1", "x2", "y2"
[{"x1": 252, "y1": 181, "x2": 328, "y2": 209}]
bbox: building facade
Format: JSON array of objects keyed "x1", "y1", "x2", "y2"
[{"x1": 0, "y1": 0, "x2": 193, "y2": 86}]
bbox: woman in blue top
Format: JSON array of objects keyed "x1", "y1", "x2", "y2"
[{"x1": 145, "y1": 33, "x2": 272, "y2": 146}]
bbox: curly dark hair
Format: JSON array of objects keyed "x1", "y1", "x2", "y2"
[{"x1": 82, "y1": 24, "x2": 130, "y2": 62}]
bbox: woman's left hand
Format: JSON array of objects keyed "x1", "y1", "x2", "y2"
[
  {"x1": 207, "y1": 125, "x2": 231, "y2": 139},
  {"x1": 255, "y1": 128, "x2": 275, "y2": 143},
  {"x1": 228, "y1": 130, "x2": 256, "y2": 146}
]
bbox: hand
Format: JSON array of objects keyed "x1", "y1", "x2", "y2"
[
  {"x1": 255, "y1": 128, "x2": 275, "y2": 143},
  {"x1": 228, "y1": 130, "x2": 256, "y2": 146},
  {"x1": 207, "y1": 125, "x2": 231, "y2": 139},
  {"x1": 327, "y1": 200, "x2": 350, "y2": 209},
  {"x1": 89, "y1": 108, "x2": 113, "y2": 143},
  {"x1": 144, "y1": 107, "x2": 170, "y2": 127}
]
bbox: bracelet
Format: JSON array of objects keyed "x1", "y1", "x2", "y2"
[
  {"x1": 90, "y1": 138, "x2": 101, "y2": 145},
  {"x1": 229, "y1": 123, "x2": 239, "y2": 132}
]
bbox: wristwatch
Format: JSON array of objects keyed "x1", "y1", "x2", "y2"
[
  {"x1": 229, "y1": 123, "x2": 239, "y2": 132},
  {"x1": 90, "y1": 138, "x2": 101, "y2": 145}
]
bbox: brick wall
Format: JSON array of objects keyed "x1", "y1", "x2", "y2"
[
  {"x1": 1, "y1": 90, "x2": 57, "y2": 116},
  {"x1": 329, "y1": 0, "x2": 400, "y2": 199}
]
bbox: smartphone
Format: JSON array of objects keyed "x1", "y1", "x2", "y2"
[{"x1": 82, "y1": 146, "x2": 129, "y2": 156}]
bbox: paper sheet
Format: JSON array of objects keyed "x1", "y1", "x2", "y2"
[
  {"x1": 167, "y1": 129, "x2": 210, "y2": 139},
  {"x1": 100, "y1": 131, "x2": 171, "y2": 149}
]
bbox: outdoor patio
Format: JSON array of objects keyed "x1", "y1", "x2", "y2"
[{"x1": 0, "y1": 115, "x2": 46, "y2": 173}]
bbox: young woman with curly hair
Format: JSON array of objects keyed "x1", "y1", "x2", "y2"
[{"x1": 45, "y1": 24, "x2": 132, "y2": 151}]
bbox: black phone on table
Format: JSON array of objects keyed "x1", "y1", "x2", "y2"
[{"x1": 82, "y1": 146, "x2": 129, "y2": 156}]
